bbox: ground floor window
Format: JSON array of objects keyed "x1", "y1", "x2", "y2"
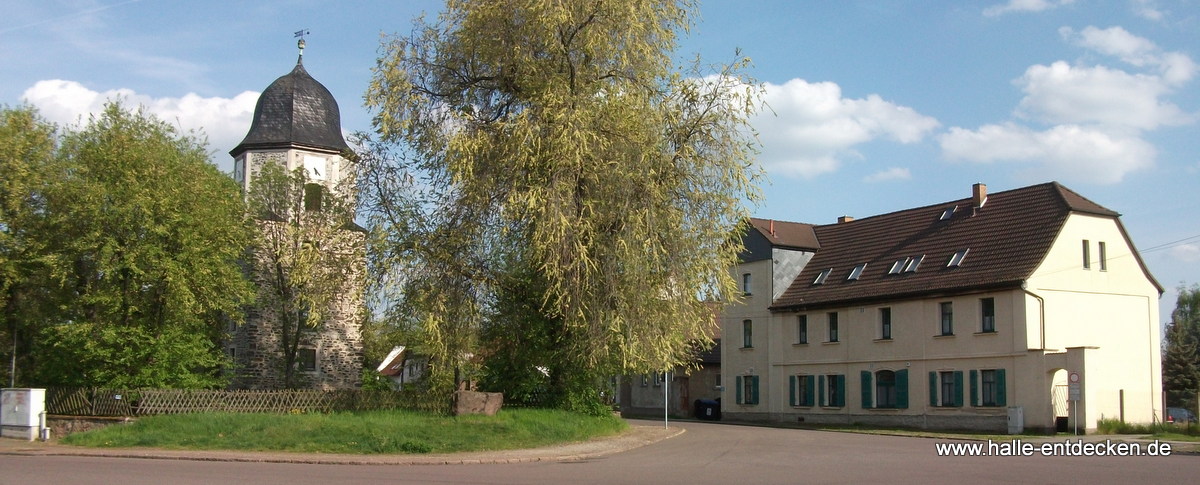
[
  {"x1": 930, "y1": 370, "x2": 963, "y2": 407},
  {"x1": 736, "y1": 375, "x2": 760, "y2": 405},
  {"x1": 790, "y1": 375, "x2": 816, "y2": 407},
  {"x1": 860, "y1": 369, "x2": 908, "y2": 409},
  {"x1": 297, "y1": 348, "x2": 317, "y2": 372},
  {"x1": 970, "y1": 368, "x2": 1007, "y2": 407},
  {"x1": 819, "y1": 374, "x2": 845, "y2": 407}
]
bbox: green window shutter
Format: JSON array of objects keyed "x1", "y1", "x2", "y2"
[
  {"x1": 929, "y1": 371, "x2": 938, "y2": 406},
  {"x1": 805, "y1": 375, "x2": 816, "y2": 406},
  {"x1": 735, "y1": 375, "x2": 743, "y2": 404},
  {"x1": 789, "y1": 375, "x2": 798, "y2": 407},
  {"x1": 954, "y1": 371, "x2": 964, "y2": 407},
  {"x1": 835, "y1": 375, "x2": 846, "y2": 407},
  {"x1": 860, "y1": 371, "x2": 873, "y2": 409},
  {"x1": 751, "y1": 376, "x2": 760, "y2": 405},
  {"x1": 819, "y1": 375, "x2": 826, "y2": 406},
  {"x1": 896, "y1": 369, "x2": 909, "y2": 409},
  {"x1": 970, "y1": 370, "x2": 979, "y2": 407},
  {"x1": 996, "y1": 369, "x2": 1007, "y2": 406}
]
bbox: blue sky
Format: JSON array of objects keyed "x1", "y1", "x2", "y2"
[{"x1": 2, "y1": 0, "x2": 1197, "y2": 321}]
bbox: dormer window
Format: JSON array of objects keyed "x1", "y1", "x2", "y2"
[
  {"x1": 939, "y1": 205, "x2": 957, "y2": 221},
  {"x1": 888, "y1": 259, "x2": 907, "y2": 275},
  {"x1": 903, "y1": 255, "x2": 924, "y2": 273},
  {"x1": 947, "y1": 249, "x2": 969, "y2": 268},
  {"x1": 848, "y1": 263, "x2": 867, "y2": 281},
  {"x1": 813, "y1": 268, "x2": 833, "y2": 285}
]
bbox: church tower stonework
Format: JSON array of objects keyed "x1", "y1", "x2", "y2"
[{"x1": 229, "y1": 40, "x2": 364, "y2": 390}]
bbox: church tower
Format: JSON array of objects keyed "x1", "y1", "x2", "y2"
[{"x1": 229, "y1": 39, "x2": 364, "y2": 390}]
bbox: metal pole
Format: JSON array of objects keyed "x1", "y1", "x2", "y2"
[{"x1": 663, "y1": 370, "x2": 669, "y2": 429}]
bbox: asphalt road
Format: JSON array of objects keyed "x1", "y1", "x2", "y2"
[{"x1": 2, "y1": 420, "x2": 1197, "y2": 484}]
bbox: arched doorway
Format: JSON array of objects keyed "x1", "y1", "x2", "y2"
[{"x1": 1049, "y1": 368, "x2": 1068, "y2": 432}]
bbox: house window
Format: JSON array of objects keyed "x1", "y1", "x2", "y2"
[
  {"x1": 820, "y1": 374, "x2": 845, "y2": 407},
  {"x1": 879, "y1": 307, "x2": 892, "y2": 340},
  {"x1": 980, "y1": 298, "x2": 996, "y2": 333},
  {"x1": 970, "y1": 369, "x2": 1007, "y2": 407},
  {"x1": 735, "y1": 375, "x2": 760, "y2": 405},
  {"x1": 813, "y1": 268, "x2": 833, "y2": 285},
  {"x1": 861, "y1": 369, "x2": 908, "y2": 409},
  {"x1": 742, "y1": 320, "x2": 753, "y2": 348},
  {"x1": 1082, "y1": 239, "x2": 1091, "y2": 269},
  {"x1": 791, "y1": 375, "x2": 816, "y2": 407},
  {"x1": 797, "y1": 315, "x2": 808, "y2": 344},
  {"x1": 653, "y1": 372, "x2": 663, "y2": 387},
  {"x1": 742, "y1": 273, "x2": 752, "y2": 295},
  {"x1": 947, "y1": 249, "x2": 969, "y2": 268},
  {"x1": 297, "y1": 348, "x2": 317, "y2": 372},
  {"x1": 981, "y1": 370, "x2": 998, "y2": 406},
  {"x1": 715, "y1": 373, "x2": 721, "y2": 390},
  {"x1": 848, "y1": 263, "x2": 867, "y2": 281},
  {"x1": 1098, "y1": 241, "x2": 1107, "y2": 271},
  {"x1": 827, "y1": 312, "x2": 839, "y2": 342},
  {"x1": 640, "y1": 374, "x2": 649, "y2": 387},
  {"x1": 875, "y1": 370, "x2": 897, "y2": 408},
  {"x1": 930, "y1": 370, "x2": 963, "y2": 407},
  {"x1": 304, "y1": 183, "x2": 324, "y2": 211},
  {"x1": 939, "y1": 302, "x2": 954, "y2": 336},
  {"x1": 903, "y1": 255, "x2": 924, "y2": 273}
]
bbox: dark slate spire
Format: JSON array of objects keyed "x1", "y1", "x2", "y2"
[{"x1": 230, "y1": 44, "x2": 349, "y2": 157}]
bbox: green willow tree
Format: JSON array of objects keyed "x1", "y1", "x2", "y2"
[
  {"x1": 15, "y1": 103, "x2": 255, "y2": 389},
  {"x1": 363, "y1": 0, "x2": 762, "y2": 411},
  {"x1": 246, "y1": 161, "x2": 364, "y2": 389},
  {"x1": 0, "y1": 106, "x2": 59, "y2": 386},
  {"x1": 1164, "y1": 284, "x2": 1200, "y2": 412}
]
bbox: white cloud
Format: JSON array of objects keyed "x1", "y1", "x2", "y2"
[
  {"x1": 983, "y1": 0, "x2": 1075, "y2": 17},
  {"x1": 940, "y1": 26, "x2": 1194, "y2": 185},
  {"x1": 1015, "y1": 61, "x2": 1192, "y2": 130},
  {"x1": 1059, "y1": 26, "x2": 1196, "y2": 85},
  {"x1": 21, "y1": 80, "x2": 258, "y2": 165},
  {"x1": 754, "y1": 79, "x2": 939, "y2": 178},
  {"x1": 939, "y1": 123, "x2": 1155, "y2": 184},
  {"x1": 863, "y1": 167, "x2": 912, "y2": 183},
  {"x1": 1131, "y1": 0, "x2": 1165, "y2": 21},
  {"x1": 1169, "y1": 243, "x2": 1200, "y2": 263}
]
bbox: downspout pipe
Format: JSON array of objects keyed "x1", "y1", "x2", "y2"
[{"x1": 1021, "y1": 283, "x2": 1046, "y2": 350}]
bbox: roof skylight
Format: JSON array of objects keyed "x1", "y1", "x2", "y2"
[
  {"x1": 848, "y1": 263, "x2": 868, "y2": 281},
  {"x1": 947, "y1": 249, "x2": 969, "y2": 268},
  {"x1": 939, "y1": 205, "x2": 957, "y2": 221},
  {"x1": 813, "y1": 268, "x2": 833, "y2": 285},
  {"x1": 903, "y1": 255, "x2": 924, "y2": 273}
]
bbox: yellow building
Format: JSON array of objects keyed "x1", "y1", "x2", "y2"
[{"x1": 722, "y1": 183, "x2": 1162, "y2": 433}]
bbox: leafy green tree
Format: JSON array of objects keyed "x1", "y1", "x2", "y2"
[
  {"x1": 0, "y1": 106, "x2": 59, "y2": 386},
  {"x1": 1164, "y1": 284, "x2": 1200, "y2": 412},
  {"x1": 246, "y1": 161, "x2": 364, "y2": 389},
  {"x1": 363, "y1": 0, "x2": 761, "y2": 411},
  {"x1": 19, "y1": 103, "x2": 255, "y2": 389}
]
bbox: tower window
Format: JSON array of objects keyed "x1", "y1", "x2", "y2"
[{"x1": 304, "y1": 183, "x2": 324, "y2": 211}]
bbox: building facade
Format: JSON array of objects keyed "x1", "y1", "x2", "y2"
[
  {"x1": 227, "y1": 43, "x2": 365, "y2": 390},
  {"x1": 722, "y1": 183, "x2": 1162, "y2": 433}
]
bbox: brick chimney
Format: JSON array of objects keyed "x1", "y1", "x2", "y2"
[
  {"x1": 838, "y1": 215, "x2": 854, "y2": 224},
  {"x1": 972, "y1": 183, "x2": 987, "y2": 209}
]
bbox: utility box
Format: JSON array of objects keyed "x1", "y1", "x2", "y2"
[
  {"x1": 1, "y1": 388, "x2": 46, "y2": 441},
  {"x1": 1007, "y1": 406, "x2": 1024, "y2": 435}
]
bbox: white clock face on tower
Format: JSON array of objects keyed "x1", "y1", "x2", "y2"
[{"x1": 303, "y1": 155, "x2": 327, "y2": 181}]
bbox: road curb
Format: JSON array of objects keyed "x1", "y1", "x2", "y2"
[{"x1": 0, "y1": 425, "x2": 686, "y2": 466}]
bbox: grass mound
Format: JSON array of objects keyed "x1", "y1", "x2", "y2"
[{"x1": 60, "y1": 408, "x2": 627, "y2": 454}]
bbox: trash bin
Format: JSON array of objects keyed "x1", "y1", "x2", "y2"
[{"x1": 694, "y1": 398, "x2": 721, "y2": 421}]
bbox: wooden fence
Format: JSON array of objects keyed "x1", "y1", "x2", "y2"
[{"x1": 46, "y1": 387, "x2": 446, "y2": 417}]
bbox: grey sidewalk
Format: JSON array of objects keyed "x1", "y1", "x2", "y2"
[{"x1": 0, "y1": 423, "x2": 684, "y2": 466}]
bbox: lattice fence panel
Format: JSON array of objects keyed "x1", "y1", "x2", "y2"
[{"x1": 46, "y1": 388, "x2": 439, "y2": 416}]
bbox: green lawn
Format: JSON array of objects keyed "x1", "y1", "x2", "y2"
[{"x1": 60, "y1": 408, "x2": 628, "y2": 454}]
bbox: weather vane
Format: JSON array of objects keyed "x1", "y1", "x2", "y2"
[{"x1": 295, "y1": 29, "x2": 310, "y2": 57}]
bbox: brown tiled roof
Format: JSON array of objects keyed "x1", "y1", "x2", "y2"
[
  {"x1": 770, "y1": 182, "x2": 1144, "y2": 311},
  {"x1": 748, "y1": 218, "x2": 820, "y2": 250}
]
